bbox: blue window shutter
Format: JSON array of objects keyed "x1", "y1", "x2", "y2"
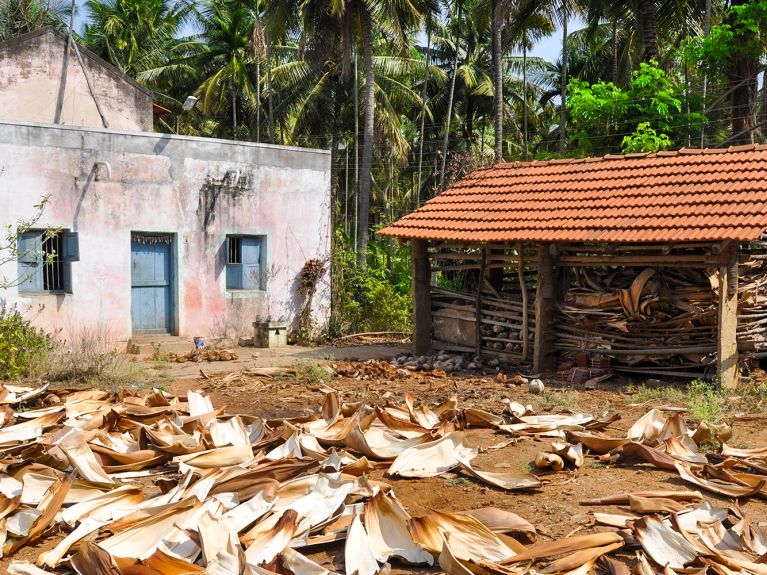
[
  {"x1": 61, "y1": 232, "x2": 79, "y2": 262},
  {"x1": 226, "y1": 264, "x2": 243, "y2": 289},
  {"x1": 17, "y1": 232, "x2": 42, "y2": 293},
  {"x1": 241, "y1": 238, "x2": 262, "y2": 290}
]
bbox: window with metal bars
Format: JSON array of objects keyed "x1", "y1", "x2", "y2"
[
  {"x1": 17, "y1": 230, "x2": 78, "y2": 293},
  {"x1": 228, "y1": 236, "x2": 242, "y2": 265},
  {"x1": 225, "y1": 235, "x2": 264, "y2": 290}
]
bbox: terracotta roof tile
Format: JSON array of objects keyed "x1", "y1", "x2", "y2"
[{"x1": 379, "y1": 146, "x2": 767, "y2": 243}]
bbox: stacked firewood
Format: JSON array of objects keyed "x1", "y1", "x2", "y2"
[{"x1": 555, "y1": 257, "x2": 767, "y2": 376}]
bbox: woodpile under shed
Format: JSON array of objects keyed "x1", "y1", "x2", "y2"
[{"x1": 379, "y1": 145, "x2": 767, "y2": 388}]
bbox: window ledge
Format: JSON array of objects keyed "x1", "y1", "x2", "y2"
[{"x1": 19, "y1": 291, "x2": 71, "y2": 296}]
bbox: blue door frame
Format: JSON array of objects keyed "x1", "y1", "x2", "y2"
[{"x1": 131, "y1": 235, "x2": 174, "y2": 334}]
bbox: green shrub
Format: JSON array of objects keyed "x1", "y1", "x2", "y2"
[
  {"x1": 0, "y1": 304, "x2": 51, "y2": 379},
  {"x1": 331, "y1": 230, "x2": 412, "y2": 335},
  {"x1": 687, "y1": 379, "x2": 725, "y2": 424}
]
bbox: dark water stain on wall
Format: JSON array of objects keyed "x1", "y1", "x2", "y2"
[{"x1": 197, "y1": 170, "x2": 252, "y2": 231}]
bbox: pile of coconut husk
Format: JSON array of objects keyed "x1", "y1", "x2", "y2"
[
  {"x1": 1, "y1": 381, "x2": 766, "y2": 575},
  {"x1": 168, "y1": 348, "x2": 239, "y2": 363}
]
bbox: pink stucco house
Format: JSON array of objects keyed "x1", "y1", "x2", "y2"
[{"x1": 0, "y1": 28, "x2": 331, "y2": 346}]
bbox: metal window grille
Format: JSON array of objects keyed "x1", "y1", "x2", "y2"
[
  {"x1": 228, "y1": 237, "x2": 242, "y2": 264},
  {"x1": 42, "y1": 233, "x2": 64, "y2": 291}
]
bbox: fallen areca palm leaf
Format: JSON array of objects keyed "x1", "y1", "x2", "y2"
[
  {"x1": 628, "y1": 494, "x2": 686, "y2": 514},
  {"x1": 387, "y1": 432, "x2": 477, "y2": 478},
  {"x1": 564, "y1": 431, "x2": 628, "y2": 454},
  {"x1": 438, "y1": 533, "x2": 475, "y2": 575},
  {"x1": 538, "y1": 543, "x2": 622, "y2": 574},
  {"x1": 175, "y1": 444, "x2": 254, "y2": 469},
  {"x1": 409, "y1": 510, "x2": 516, "y2": 562},
  {"x1": 534, "y1": 452, "x2": 564, "y2": 471},
  {"x1": 244, "y1": 509, "x2": 301, "y2": 566},
  {"x1": 3, "y1": 475, "x2": 71, "y2": 556},
  {"x1": 551, "y1": 441, "x2": 584, "y2": 468},
  {"x1": 344, "y1": 512, "x2": 379, "y2": 575},
  {"x1": 602, "y1": 442, "x2": 678, "y2": 470},
  {"x1": 462, "y1": 508, "x2": 536, "y2": 540},
  {"x1": 364, "y1": 491, "x2": 434, "y2": 565},
  {"x1": 98, "y1": 497, "x2": 202, "y2": 559},
  {"x1": 633, "y1": 515, "x2": 698, "y2": 569},
  {"x1": 7, "y1": 562, "x2": 58, "y2": 575},
  {"x1": 68, "y1": 541, "x2": 121, "y2": 575},
  {"x1": 500, "y1": 532, "x2": 624, "y2": 564},
  {"x1": 675, "y1": 462, "x2": 766, "y2": 498},
  {"x1": 579, "y1": 490, "x2": 703, "y2": 506},
  {"x1": 345, "y1": 425, "x2": 428, "y2": 460},
  {"x1": 458, "y1": 457, "x2": 541, "y2": 490},
  {"x1": 281, "y1": 546, "x2": 337, "y2": 575}
]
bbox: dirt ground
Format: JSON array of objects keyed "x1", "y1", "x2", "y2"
[
  {"x1": 166, "y1": 344, "x2": 767, "y2": 572},
  {"x1": 5, "y1": 343, "x2": 767, "y2": 572}
]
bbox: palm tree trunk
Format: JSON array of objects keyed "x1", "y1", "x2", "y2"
[
  {"x1": 522, "y1": 35, "x2": 528, "y2": 161},
  {"x1": 700, "y1": 0, "x2": 711, "y2": 146},
  {"x1": 728, "y1": 0, "x2": 758, "y2": 144},
  {"x1": 492, "y1": 0, "x2": 503, "y2": 163},
  {"x1": 266, "y1": 37, "x2": 275, "y2": 142},
  {"x1": 638, "y1": 0, "x2": 658, "y2": 62},
  {"x1": 559, "y1": 2, "x2": 567, "y2": 153},
  {"x1": 611, "y1": 18, "x2": 618, "y2": 84},
  {"x1": 439, "y1": 15, "x2": 460, "y2": 188},
  {"x1": 256, "y1": 58, "x2": 261, "y2": 143},
  {"x1": 231, "y1": 77, "x2": 237, "y2": 137},
  {"x1": 416, "y1": 21, "x2": 431, "y2": 206},
  {"x1": 356, "y1": 5, "x2": 375, "y2": 267},
  {"x1": 330, "y1": 77, "x2": 342, "y2": 234}
]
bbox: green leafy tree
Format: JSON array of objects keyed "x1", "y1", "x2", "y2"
[
  {"x1": 567, "y1": 60, "x2": 691, "y2": 153},
  {"x1": 621, "y1": 122, "x2": 672, "y2": 152}
]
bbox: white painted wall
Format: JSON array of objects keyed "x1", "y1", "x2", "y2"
[{"x1": 0, "y1": 121, "x2": 332, "y2": 343}]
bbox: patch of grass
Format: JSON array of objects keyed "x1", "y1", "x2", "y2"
[
  {"x1": 293, "y1": 362, "x2": 332, "y2": 385},
  {"x1": 586, "y1": 460, "x2": 605, "y2": 469},
  {"x1": 83, "y1": 363, "x2": 153, "y2": 395},
  {"x1": 443, "y1": 477, "x2": 471, "y2": 487},
  {"x1": 626, "y1": 384, "x2": 686, "y2": 404},
  {"x1": 520, "y1": 462, "x2": 535, "y2": 474},
  {"x1": 687, "y1": 379, "x2": 726, "y2": 424},
  {"x1": 150, "y1": 344, "x2": 171, "y2": 362},
  {"x1": 538, "y1": 389, "x2": 580, "y2": 411}
]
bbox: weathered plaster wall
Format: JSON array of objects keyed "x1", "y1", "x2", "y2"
[
  {"x1": 0, "y1": 121, "x2": 332, "y2": 343},
  {"x1": 0, "y1": 28, "x2": 153, "y2": 132}
]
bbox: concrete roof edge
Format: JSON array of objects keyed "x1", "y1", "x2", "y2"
[{"x1": 0, "y1": 119, "x2": 332, "y2": 156}]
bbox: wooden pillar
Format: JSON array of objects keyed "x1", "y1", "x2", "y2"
[
  {"x1": 717, "y1": 241, "x2": 739, "y2": 389},
  {"x1": 412, "y1": 239, "x2": 432, "y2": 355},
  {"x1": 533, "y1": 243, "x2": 555, "y2": 374},
  {"x1": 475, "y1": 248, "x2": 487, "y2": 356}
]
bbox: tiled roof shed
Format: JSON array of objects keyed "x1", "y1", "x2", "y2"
[{"x1": 379, "y1": 145, "x2": 767, "y2": 243}]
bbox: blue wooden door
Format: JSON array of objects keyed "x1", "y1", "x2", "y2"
[{"x1": 131, "y1": 237, "x2": 173, "y2": 333}]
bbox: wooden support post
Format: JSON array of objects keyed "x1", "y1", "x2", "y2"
[
  {"x1": 718, "y1": 242, "x2": 739, "y2": 389},
  {"x1": 517, "y1": 242, "x2": 529, "y2": 360},
  {"x1": 533, "y1": 243, "x2": 555, "y2": 374},
  {"x1": 475, "y1": 248, "x2": 487, "y2": 356},
  {"x1": 412, "y1": 239, "x2": 432, "y2": 355}
]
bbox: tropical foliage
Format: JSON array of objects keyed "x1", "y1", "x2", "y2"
[{"x1": 2, "y1": 0, "x2": 766, "y2": 332}]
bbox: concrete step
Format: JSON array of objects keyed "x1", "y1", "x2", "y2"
[{"x1": 127, "y1": 335, "x2": 197, "y2": 356}]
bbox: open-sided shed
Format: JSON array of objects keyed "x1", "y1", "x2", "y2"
[{"x1": 379, "y1": 145, "x2": 767, "y2": 389}]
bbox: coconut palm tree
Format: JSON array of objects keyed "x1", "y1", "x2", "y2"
[
  {"x1": 0, "y1": 0, "x2": 67, "y2": 40},
  {"x1": 82, "y1": 0, "x2": 194, "y2": 76}
]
